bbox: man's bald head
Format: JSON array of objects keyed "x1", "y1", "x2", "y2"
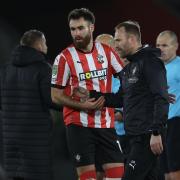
[
  {"x1": 95, "y1": 34, "x2": 115, "y2": 48},
  {"x1": 157, "y1": 30, "x2": 178, "y2": 44},
  {"x1": 156, "y1": 30, "x2": 178, "y2": 63}
]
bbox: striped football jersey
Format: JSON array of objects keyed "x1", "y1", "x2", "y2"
[{"x1": 51, "y1": 42, "x2": 123, "y2": 128}]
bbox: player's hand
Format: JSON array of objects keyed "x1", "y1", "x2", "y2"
[
  {"x1": 168, "y1": 93, "x2": 176, "y2": 104},
  {"x1": 73, "y1": 86, "x2": 89, "y2": 99},
  {"x1": 115, "y1": 112, "x2": 123, "y2": 121},
  {"x1": 82, "y1": 96, "x2": 105, "y2": 111},
  {"x1": 150, "y1": 134, "x2": 163, "y2": 155}
]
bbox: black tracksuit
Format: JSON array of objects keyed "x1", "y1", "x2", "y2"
[
  {"x1": 0, "y1": 45, "x2": 60, "y2": 180},
  {"x1": 90, "y1": 45, "x2": 169, "y2": 180}
]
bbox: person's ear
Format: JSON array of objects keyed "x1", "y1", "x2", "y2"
[
  {"x1": 129, "y1": 34, "x2": 136, "y2": 44},
  {"x1": 33, "y1": 40, "x2": 42, "y2": 52},
  {"x1": 90, "y1": 24, "x2": 95, "y2": 32},
  {"x1": 175, "y1": 42, "x2": 179, "y2": 51}
]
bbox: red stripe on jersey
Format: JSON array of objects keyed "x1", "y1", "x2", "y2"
[
  {"x1": 62, "y1": 49, "x2": 82, "y2": 126},
  {"x1": 56, "y1": 55, "x2": 67, "y2": 86}
]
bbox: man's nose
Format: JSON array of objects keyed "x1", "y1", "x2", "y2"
[{"x1": 74, "y1": 29, "x2": 81, "y2": 36}]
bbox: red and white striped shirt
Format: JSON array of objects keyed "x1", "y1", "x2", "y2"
[{"x1": 51, "y1": 42, "x2": 123, "y2": 128}]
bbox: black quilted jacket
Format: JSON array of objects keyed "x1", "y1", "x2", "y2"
[{"x1": 0, "y1": 45, "x2": 60, "y2": 179}]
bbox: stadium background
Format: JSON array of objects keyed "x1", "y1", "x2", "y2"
[{"x1": 0, "y1": 0, "x2": 180, "y2": 179}]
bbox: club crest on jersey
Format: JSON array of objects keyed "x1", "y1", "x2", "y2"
[
  {"x1": 79, "y1": 68, "x2": 107, "y2": 81},
  {"x1": 132, "y1": 66, "x2": 137, "y2": 75},
  {"x1": 128, "y1": 65, "x2": 139, "y2": 83},
  {"x1": 97, "y1": 54, "x2": 104, "y2": 63}
]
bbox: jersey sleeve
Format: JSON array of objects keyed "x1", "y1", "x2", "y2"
[
  {"x1": 51, "y1": 53, "x2": 70, "y2": 89},
  {"x1": 110, "y1": 49, "x2": 124, "y2": 74}
]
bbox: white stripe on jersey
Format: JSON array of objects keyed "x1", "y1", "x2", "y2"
[
  {"x1": 85, "y1": 54, "x2": 100, "y2": 91},
  {"x1": 111, "y1": 52, "x2": 123, "y2": 73},
  {"x1": 68, "y1": 47, "x2": 88, "y2": 126},
  {"x1": 105, "y1": 108, "x2": 111, "y2": 128},
  {"x1": 85, "y1": 53, "x2": 102, "y2": 127},
  {"x1": 94, "y1": 110, "x2": 101, "y2": 128},
  {"x1": 80, "y1": 111, "x2": 88, "y2": 127},
  {"x1": 95, "y1": 43, "x2": 108, "y2": 87},
  {"x1": 67, "y1": 47, "x2": 86, "y2": 87}
]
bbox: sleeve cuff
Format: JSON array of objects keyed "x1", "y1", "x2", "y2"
[{"x1": 51, "y1": 84, "x2": 66, "y2": 89}]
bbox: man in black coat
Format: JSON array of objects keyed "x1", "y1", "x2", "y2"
[
  {"x1": 0, "y1": 30, "x2": 60, "y2": 180},
  {"x1": 73, "y1": 21, "x2": 169, "y2": 180}
]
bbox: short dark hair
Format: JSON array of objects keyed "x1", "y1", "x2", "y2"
[
  {"x1": 20, "y1": 29, "x2": 44, "y2": 47},
  {"x1": 115, "y1": 20, "x2": 141, "y2": 42},
  {"x1": 68, "y1": 8, "x2": 95, "y2": 24}
]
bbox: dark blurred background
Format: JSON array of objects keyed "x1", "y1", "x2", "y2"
[
  {"x1": 1, "y1": 0, "x2": 180, "y2": 63},
  {"x1": 0, "y1": 0, "x2": 180, "y2": 179}
]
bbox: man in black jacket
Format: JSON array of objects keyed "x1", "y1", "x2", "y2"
[
  {"x1": 0, "y1": 30, "x2": 60, "y2": 180},
  {"x1": 74, "y1": 21, "x2": 169, "y2": 180}
]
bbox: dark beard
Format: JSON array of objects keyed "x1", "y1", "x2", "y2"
[
  {"x1": 73, "y1": 34, "x2": 91, "y2": 50},
  {"x1": 120, "y1": 50, "x2": 127, "y2": 58}
]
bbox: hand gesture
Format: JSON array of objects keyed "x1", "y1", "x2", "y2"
[
  {"x1": 168, "y1": 93, "x2": 176, "y2": 104},
  {"x1": 150, "y1": 134, "x2": 163, "y2": 155},
  {"x1": 82, "y1": 96, "x2": 105, "y2": 111},
  {"x1": 72, "y1": 86, "x2": 89, "y2": 101}
]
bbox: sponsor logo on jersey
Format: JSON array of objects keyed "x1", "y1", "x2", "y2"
[{"x1": 79, "y1": 68, "x2": 107, "y2": 81}]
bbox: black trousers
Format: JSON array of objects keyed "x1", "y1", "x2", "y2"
[{"x1": 122, "y1": 134, "x2": 160, "y2": 180}]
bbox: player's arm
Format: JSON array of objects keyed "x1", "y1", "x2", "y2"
[
  {"x1": 51, "y1": 87, "x2": 104, "y2": 111},
  {"x1": 90, "y1": 86, "x2": 123, "y2": 108},
  {"x1": 144, "y1": 56, "x2": 169, "y2": 155},
  {"x1": 51, "y1": 53, "x2": 104, "y2": 111},
  {"x1": 144, "y1": 57, "x2": 169, "y2": 132},
  {"x1": 39, "y1": 62, "x2": 62, "y2": 111},
  {"x1": 73, "y1": 85, "x2": 123, "y2": 108}
]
